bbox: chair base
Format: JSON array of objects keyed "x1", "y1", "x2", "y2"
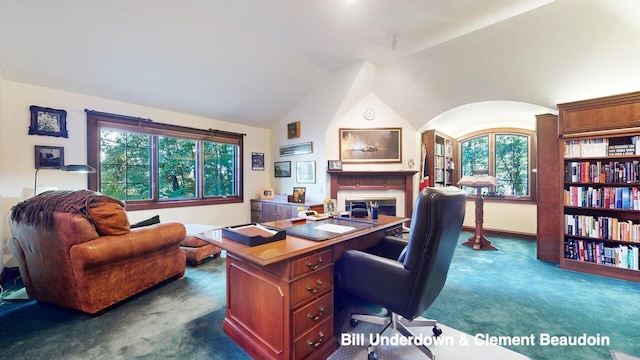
[{"x1": 349, "y1": 312, "x2": 439, "y2": 359}]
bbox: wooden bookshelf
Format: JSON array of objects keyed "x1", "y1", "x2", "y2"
[
  {"x1": 552, "y1": 91, "x2": 640, "y2": 282},
  {"x1": 421, "y1": 130, "x2": 457, "y2": 187}
]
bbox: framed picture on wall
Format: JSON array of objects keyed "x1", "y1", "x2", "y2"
[
  {"x1": 287, "y1": 121, "x2": 300, "y2": 139},
  {"x1": 274, "y1": 161, "x2": 291, "y2": 177},
  {"x1": 296, "y1": 161, "x2": 316, "y2": 184},
  {"x1": 252, "y1": 152, "x2": 265, "y2": 170},
  {"x1": 29, "y1": 106, "x2": 69, "y2": 138},
  {"x1": 339, "y1": 127, "x2": 402, "y2": 163},
  {"x1": 35, "y1": 145, "x2": 64, "y2": 169}
]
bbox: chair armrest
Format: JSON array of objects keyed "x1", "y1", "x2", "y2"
[
  {"x1": 335, "y1": 249, "x2": 412, "y2": 307},
  {"x1": 70, "y1": 222, "x2": 186, "y2": 269},
  {"x1": 379, "y1": 235, "x2": 408, "y2": 260}
]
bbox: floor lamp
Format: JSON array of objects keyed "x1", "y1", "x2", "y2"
[{"x1": 33, "y1": 164, "x2": 96, "y2": 196}]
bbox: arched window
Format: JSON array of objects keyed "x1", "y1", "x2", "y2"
[{"x1": 459, "y1": 128, "x2": 535, "y2": 201}]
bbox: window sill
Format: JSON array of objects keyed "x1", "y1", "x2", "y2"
[
  {"x1": 466, "y1": 196, "x2": 535, "y2": 205},
  {"x1": 123, "y1": 197, "x2": 242, "y2": 211}
]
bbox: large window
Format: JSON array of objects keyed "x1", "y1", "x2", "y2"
[
  {"x1": 459, "y1": 129, "x2": 535, "y2": 201},
  {"x1": 87, "y1": 111, "x2": 243, "y2": 210}
]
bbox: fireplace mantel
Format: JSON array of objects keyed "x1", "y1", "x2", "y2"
[{"x1": 327, "y1": 170, "x2": 418, "y2": 219}]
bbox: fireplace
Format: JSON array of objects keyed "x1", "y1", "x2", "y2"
[
  {"x1": 345, "y1": 198, "x2": 396, "y2": 216},
  {"x1": 328, "y1": 170, "x2": 418, "y2": 219}
]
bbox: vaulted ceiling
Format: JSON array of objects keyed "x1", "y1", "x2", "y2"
[{"x1": 1, "y1": 0, "x2": 639, "y2": 131}]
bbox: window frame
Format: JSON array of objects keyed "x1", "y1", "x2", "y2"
[
  {"x1": 458, "y1": 128, "x2": 536, "y2": 202},
  {"x1": 86, "y1": 110, "x2": 244, "y2": 210}
]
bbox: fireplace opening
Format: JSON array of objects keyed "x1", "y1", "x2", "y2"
[{"x1": 345, "y1": 198, "x2": 396, "y2": 216}]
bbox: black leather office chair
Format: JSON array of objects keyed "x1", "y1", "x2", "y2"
[{"x1": 334, "y1": 186, "x2": 466, "y2": 359}]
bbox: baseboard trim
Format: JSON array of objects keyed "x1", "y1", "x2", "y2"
[{"x1": 462, "y1": 226, "x2": 536, "y2": 241}]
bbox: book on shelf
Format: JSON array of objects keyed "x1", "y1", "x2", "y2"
[
  {"x1": 564, "y1": 160, "x2": 640, "y2": 183},
  {"x1": 565, "y1": 136, "x2": 640, "y2": 158},
  {"x1": 564, "y1": 238, "x2": 640, "y2": 270},
  {"x1": 564, "y1": 186, "x2": 640, "y2": 210}
]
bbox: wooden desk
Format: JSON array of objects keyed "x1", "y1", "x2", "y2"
[{"x1": 196, "y1": 216, "x2": 407, "y2": 360}]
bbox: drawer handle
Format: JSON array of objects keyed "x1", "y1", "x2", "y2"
[
  {"x1": 305, "y1": 280, "x2": 323, "y2": 294},
  {"x1": 307, "y1": 331, "x2": 324, "y2": 348},
  {"x1": 307, "y1": 306, "x2": 325, "y2": 321},
  {"x1": 305, "y1": 256, "x2": 323, "y2": 270}
]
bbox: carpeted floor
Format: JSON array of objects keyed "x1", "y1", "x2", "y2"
[{"x1": 1, "y1": 232, "x2": 639, "y2": 359}]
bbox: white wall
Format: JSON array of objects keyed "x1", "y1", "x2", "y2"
[
  {"x1": 270, "y1": 61, "x2": 537, "y2": 235},
  {"x1": 1, "y1": 80, "x2": 271, "y2": 243},
  {"x1": 270, "y1": 61, "x2": 372, "y2": 202}
]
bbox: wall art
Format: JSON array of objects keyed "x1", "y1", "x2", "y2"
[
  {"x1": 339, "y1": 127, "x2": 402, "y2": 163},
  {"x1": 29, "y1": 105, "x2": 68, "y2": 138}
]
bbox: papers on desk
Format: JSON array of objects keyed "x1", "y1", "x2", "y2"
[{"x1": 313, "y1": 223, "x2": 355, "y2": 234}]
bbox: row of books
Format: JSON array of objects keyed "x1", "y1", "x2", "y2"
[
  {"x1": 565, "y1": 214, "x2": 640, "y2": 242},
  {"x1": 564, "y1": 137, "x2": 640, "y2": 158},
  {"x1": 564, "y1": 239, "x2": 639, "y2": 270},
  {"x1": 564, "y1": 186, "x2": 640, "y2": 210},
  {"x1": 564, "y1": 138, "x2": 609, "y2": 158},
  {"x1": 565, "y1": 160, "x2": 640, "y2": 183},
  {"x1": 434, "y1": 142, "x2": 453, "y2": 157}
]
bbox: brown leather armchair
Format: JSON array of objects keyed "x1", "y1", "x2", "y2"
[{"x1": 8, "y1": 190, "x2": 186, "y2": 314}]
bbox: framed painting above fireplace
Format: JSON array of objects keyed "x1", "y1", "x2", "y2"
[{"x1": 339, "y1": 128, "x2": 402, "y2": 163}]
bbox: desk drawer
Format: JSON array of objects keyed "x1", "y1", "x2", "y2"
[
  {"x1": 291, "y1": 249, "x2": 333, "y2": 278},
  {"x1": 292, "y1": 291, "x2": 333, "y2": 339},
  {"x1": 293, "y1": 316, "x2": 334, "y2": 360},
  {"x1": 250, "y1": 211, "x2": 262, "y2": 222},
  {"x1": 291, "y1": 266, "x2": 333, "y2": 307},
  {"x1": 251, "y1": 201, "x2": 263, "y2": 211}
]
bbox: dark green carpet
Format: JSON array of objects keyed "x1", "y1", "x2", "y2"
[
  {"x1": 0, "y1": 257, "x2": 249, "y2": 359},
  {"x1": 423, "y1": 232, "x2": 640, "y2": 360},
  {"x1": 1, "y1": 232, "x2": 639, "y2": 359}
]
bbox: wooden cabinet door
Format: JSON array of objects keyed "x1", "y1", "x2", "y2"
[{"x1": 261, "y1": 203, "x2": 278, "y2": 222}]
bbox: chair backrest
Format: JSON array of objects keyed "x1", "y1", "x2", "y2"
[{"x1": 399, "y1": 186, "x2": 466, "y2": 319}]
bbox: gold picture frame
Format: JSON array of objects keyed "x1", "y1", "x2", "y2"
[
  {"x1": 339, "y1": 127, "x2": 402, "y2": 163},
  {"x1": 260, "y1": 187, "x2": 274, "y2": 200},
  {"x1": 287, "y1": 121, "x2": 300, "y2": 139}
]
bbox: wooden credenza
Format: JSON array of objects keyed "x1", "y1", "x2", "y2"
[
  {"x1": 196, "y1": 216, "x2": 407, "y2": 359},
  {"x1": 251, "y1": 199, "x2": 324, "y2": 223}
]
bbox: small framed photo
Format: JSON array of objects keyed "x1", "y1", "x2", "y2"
[
  {"x1": 292, "y1": 187, "x2": 306, "y2": 203},
  {"x1": 252, "y1": 152, "x2": 265, "y2": 170},
  {"x1": 35, "y1": 145, "x2": 64, "y2": 169},
  {"x1": 328, "y1": 160, "x2": 342, "y2": 170},
  {"x1": 274, "y1": 161, "x2": 291, "y2": 177},
  {"x1": 323, "y1": 199, "x2": 337, "y2": 215},
  {"x1": 29, "y1": 106, "x2": 69, "y2": 138},
  {"x1": 296, "y1": 161, "x2": 316, "y2": 184},
  {"x1": 260, "y1": 187, "x2": 274, "y2": 200},
  {"x1": 287, "y1": 121, "x2": 300, "y2": 139}
]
